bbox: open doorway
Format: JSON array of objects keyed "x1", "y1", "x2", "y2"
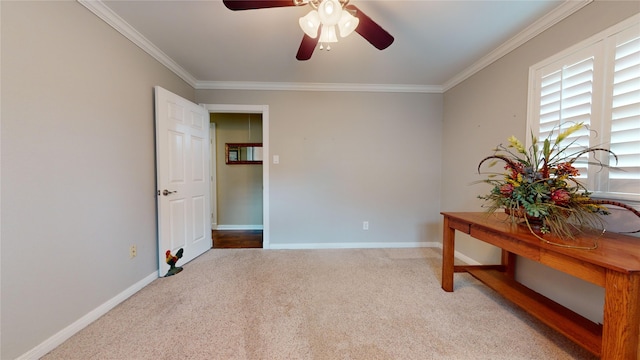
[
  {"x1": 211, "y1": 113, "x2": 262, "y2": 248},
  {"x1": 204, "y1": 104, "x2": 270, "y2": 249}
]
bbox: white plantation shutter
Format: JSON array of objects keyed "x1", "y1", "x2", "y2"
[
  {"x1": 538, "y1": 56, "x2": 594, "y2": 179},
  {"x1": 608, "y1": 31, "x2": 640, "y2": 195},
  {"x1": 528, "y1": 16, "x2": 640, "y2": 202}
]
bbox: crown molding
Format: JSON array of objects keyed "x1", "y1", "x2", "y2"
[
  {"x1": 195, "y1": 81, "x2": 443, "y2": 93},
  {"x1": 79, "y1": 0, "x2": 591, "y2": 94},
  {"x1": 78, "y1": 0, "x2": 198, "y2": 87},
  {"x1": 79, "y1": 0, "x2": 437, "y2": 93},
  {"x1": 442, "y1": 0, "x2": 593, "y2": 92}
]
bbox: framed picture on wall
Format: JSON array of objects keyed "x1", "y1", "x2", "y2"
[{"x1": 225, "y1": 143, "x2": 262, "y2": 165}]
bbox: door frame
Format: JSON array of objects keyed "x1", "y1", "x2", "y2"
[
  {"x1": 203, "y1": 104, "x2": 270, "y2": 249},
  {"x1": 209, "y1": 123, "x2": 217, "y2": 230}
]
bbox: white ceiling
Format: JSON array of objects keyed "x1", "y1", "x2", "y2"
[{"x1": 85, "y1": 0, "x2": 589, "y2": 92}]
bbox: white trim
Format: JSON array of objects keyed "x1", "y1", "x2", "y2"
[
  {"x1": 0, "y1": 2, "x2": 3, "y2": 355},
  {"x1": 442, "y1": 0, "x2": 593, "y2": 91},
  {"x1": 209, "y1": 123, "x2": 217, "y2": 229},
  {"x1": 529, "y1": 12, "x2": 640, "y2": 71},
  {"x1": 17, "y1": 272, "x2": 157, "y2": 360},
  {"x1": 427, "y1": 242, "x2": 484, "y2": 266},
  {"x1": 453, "y1": 250, "x2": 483, "y2": 266},
  {"x1": 78, "y1": 0, "x2": 197, "y2": 87},
  {"x1": 78, "y1": 0, "x2": 590, "y2": 94},
  {"x1": 203, "y1": 104, "x2": 270, "y2": 249},
  {"x1": 269, "y1": 242, "x2": 439, "y2": 250},
  {"x1": 216, "y1": 225, "x2": 264, "y2": 231},
  {"x1": 262, "y1": 108, "x2": 270, "y2": 249},
  {"x1": 203, "y1": 104, "x2": 265, "y2": 114},
  {"x1": 195, "y1": 81, "x2": 443, "y2": 94}
]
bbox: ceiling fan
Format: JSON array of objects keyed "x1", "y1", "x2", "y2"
[{"x1": 222, "y1": 0, "x2": 394, "y2": 61}]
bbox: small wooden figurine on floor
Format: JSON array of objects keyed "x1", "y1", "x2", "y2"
[{"x1": 164, "y1": 248, "x2": 184, "y2": 277}]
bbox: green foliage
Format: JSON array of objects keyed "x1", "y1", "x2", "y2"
[{"x1": 477, "y1": 122, "x2": 615, "y2": 240}]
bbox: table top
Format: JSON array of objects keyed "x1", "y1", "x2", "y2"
[{"x1": 442, "y1": 212, "x2": 640, "y2": 274}]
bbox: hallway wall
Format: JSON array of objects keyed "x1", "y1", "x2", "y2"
[{"x1": 212, "y1": 113, "x2": 263, "y2": 228}]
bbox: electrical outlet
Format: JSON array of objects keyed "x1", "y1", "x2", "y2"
[
  {"x1": 363, "y1": 221, "x2": 369, "y2": 230},
  {"x1": 129, "y1": 245, "x2": 137, "y2": 258}
]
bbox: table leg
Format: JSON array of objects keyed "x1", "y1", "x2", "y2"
[
  {"x1": 601, "y1": 271, "x2": 640, "y2": 360},
  {"x1": 501, "y1": 250, "x2": 517, "y2": 278},
  {"x1": 442, "y1": 216, "x2": 455, "y2": 292}
]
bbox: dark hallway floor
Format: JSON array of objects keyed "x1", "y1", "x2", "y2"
[{"x1": 212, "y1": 230, "x2": 263, "y2": 248}]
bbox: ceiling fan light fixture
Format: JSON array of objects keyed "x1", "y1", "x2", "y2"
[
  {"x1": 319, "y1": 25, "x2": 338, "y2": 43},
  {"x1": 299, "y1": 10, "x2": 321, "y2": 38},
  {"x1": 318, "y1": 0, "x2": 342, "y2": 26},
  {"x1": 337, "y1": 10, "x2": 359, "y2": 37}
]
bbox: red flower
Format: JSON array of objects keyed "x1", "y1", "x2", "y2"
[
  {"x1": 500, "y1": 184, "x2": 514, "y2": 196},
  {"x1": 556, "y1": 162, "x2": 580, "y2": 176},
  {"x1": 506, "y1": 163, "x2": 525, "y2": 179},
  {"x1": 551, "y1": 189, "x2": 571, "y2": 205}
]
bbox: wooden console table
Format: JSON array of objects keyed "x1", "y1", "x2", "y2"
[{"x1": 441, "y1": 212, "x2": 640, "y2": 359}]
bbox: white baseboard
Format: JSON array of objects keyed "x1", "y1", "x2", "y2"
[
  {"x1": 216, "y1": 225, "x2": 263, "y2": 230},
  {"x1": 17, "y1": 272, "x2": 157, "y2": 360},
  {"x1": 269, "y1": 241, "x2": 440, "y2": 250},
  {"x1": 428, "y1": 242, "x2": 483, "y2": 265},
  {"x1": 16, "y1": 242, "x2": 477, "y2": 359},
  {"x1": 452, "y1": 251, "x2": 482, "y2": 265}
]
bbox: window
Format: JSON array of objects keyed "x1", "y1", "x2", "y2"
[{"x1": 528, "y1": 14, "x2": 640, "y2": 202}]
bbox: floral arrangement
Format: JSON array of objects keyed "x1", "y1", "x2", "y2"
[{"x1": 477, "y1": 122, "x2": 616, "y2": 241}]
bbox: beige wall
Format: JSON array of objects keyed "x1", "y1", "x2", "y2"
[
  {"x1": 4, "y1": 0, "x2": 637, "y2": 358},
  {"x1": 212, "y1": 113, "x2": 263, "y2": 227},
  {"x1": 1, "y1": 1, "x2": 194, "y2": 358},
  {"x1": 1, "y1": 2, "x2": 443, "y2": 356},
  {"x1": 441, "y1": 0, "x2": 640, "y2": 323},
  {"x1": 197, "y1": 90, "x2": 444, "y2": 247}
]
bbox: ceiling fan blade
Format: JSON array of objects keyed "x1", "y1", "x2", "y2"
[
  {"x1": 223, "y1": 0, "x2": 296, "y2": 11},
  {"x1": 296, "y1": 34, "x2": 319, "y2": 61},
  {"x1": 345, "y1": 4, "x2": 394, "y2": 50}
]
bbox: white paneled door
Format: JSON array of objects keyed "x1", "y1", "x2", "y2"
[{"x1": 154, "y1": 86, "x2": 211, "y2": 277}]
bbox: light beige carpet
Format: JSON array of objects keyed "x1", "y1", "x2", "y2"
[{"x1": 43, "y1": 248, "x2": 596, "y2": 359}]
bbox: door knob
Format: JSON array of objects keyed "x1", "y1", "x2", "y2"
[{"x1": 162, "y1": 189, "x2": 177, "y2": 196}]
